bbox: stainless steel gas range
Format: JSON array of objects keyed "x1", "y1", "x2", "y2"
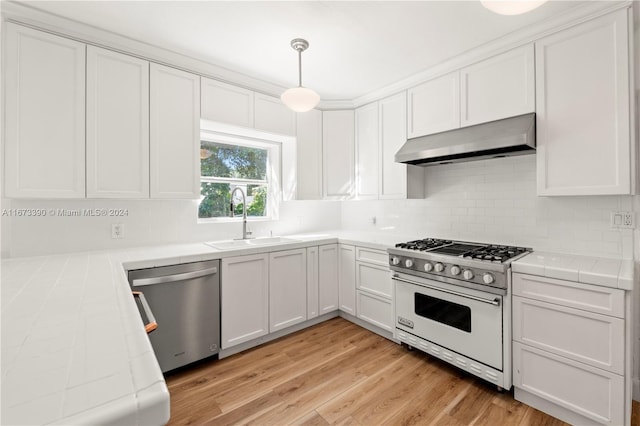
[{"x1": 388, "y1": 238, "x2": 531, "y2": 391}]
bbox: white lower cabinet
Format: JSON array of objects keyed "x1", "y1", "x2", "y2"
[
  {"x1": 356, "y1": 291, "x2": 392, "y2": 332},
  {"x1": 355, "y1": 246, "x2": 393, "y2": 332},
  {"x1": 269, "y1": 248, "x2": 307, "y2": 332},
  {"x1": 338, "y1": 244, "x2": 357, "y2": 315},
  {"x1": 512, "y1": 273, "x2": 626, "y2": 425},
  {"x1": 306, "y1": 246, "x2": 319, "y2": 319},
  {"x1": 318, "y1": 244, "x2": 339, "y2": 314},
  {"x1": 513, "y1": 343, "x2": 624, "y2": 425},
  {"x1": 221, "y1": 254, "x2": 269, "y2": 349}
]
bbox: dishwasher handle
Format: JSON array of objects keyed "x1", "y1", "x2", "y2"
[
  {"x1": 132, "y1": 291, "x2": 158, "y2": 334},
  {"x1": 131, "y1": 266, "x2": 218, "y2": 287}
]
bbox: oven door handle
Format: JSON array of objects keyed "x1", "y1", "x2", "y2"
[{"x1": 392, "y1": 275, "x2": 501, "y2": 306}]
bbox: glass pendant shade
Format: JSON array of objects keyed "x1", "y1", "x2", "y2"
[
  {"x1": 281, "y1": 86, "x2": 320, "y2": 112},
  {"x1": 481, "y1": 0, "x2": 548, "y2": 15}
]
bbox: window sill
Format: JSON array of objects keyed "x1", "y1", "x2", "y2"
[{"x1": 197, "y1": 216, "x2": 274, "y2": 225}]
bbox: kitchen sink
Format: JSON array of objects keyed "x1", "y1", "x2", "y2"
[{"x1": 206, "y1": 237, "x2": 300, "y2": 250}]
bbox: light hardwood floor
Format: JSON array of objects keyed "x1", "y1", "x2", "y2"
[{"x1": 166, "y1": 317, "x2": 637, "y2": 425}]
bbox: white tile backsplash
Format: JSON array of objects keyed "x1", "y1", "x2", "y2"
[
  {"x1": 342, "y1": 156, "x2": 633, "y2": 259},
  {"x1": 1, "y1": 199, "x2": 341, "y2": 258}
]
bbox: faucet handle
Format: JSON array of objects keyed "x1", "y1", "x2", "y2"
[{"x1": 246, "y1": 230, "x2": 253, "y2": 237}]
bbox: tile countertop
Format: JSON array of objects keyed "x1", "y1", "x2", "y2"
[
  {"x1": 1, "y1": 231, "x2": 401, "y2": 426},
  {"x1": 512, "y1": 251, "x2": 634, "y2": 291}
]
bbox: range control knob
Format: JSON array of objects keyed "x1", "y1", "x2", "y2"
[
  {"x1": 450, "y1": 265, "x2": 461, "y2": 276},
  {"x1": 462, "y1": 269, "x2": 474, "y2": 280},
  {"x1": 423, "y1": 262, "x2": 433, "y2": 272},
  {"x1": 405, "y1": 259, "x2": 414, "y2": 268},
  {"x1": 434, "y1": 263, "x2": 445, "y2": 272},
  {"x1": 483, "y1": 273, "x2": 495, "y2": 285},
  {"x1": 391, "y1": 256, "x2": 401, "y2": 266}
]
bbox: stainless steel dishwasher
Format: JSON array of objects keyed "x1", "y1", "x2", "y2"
[{"x1": 128, "y1": 259, "x2": 220, "y2": 373}]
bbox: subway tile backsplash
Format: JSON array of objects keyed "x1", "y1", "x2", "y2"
[{"x1": 342, "y1": 155, "x2": 633, "y2": 259}]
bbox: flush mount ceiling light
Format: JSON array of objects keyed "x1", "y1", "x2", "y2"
[
  {"x1": 281, "y1": 38, "x2": 320, "y2": 113},
  {"x1": 481, "y1": 0, "x2": 548, "y2": 15}
]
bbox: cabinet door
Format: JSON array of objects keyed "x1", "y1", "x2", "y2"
[
  {"x1": 357, "y1": 291, "x2": 393, "y2": 332},
  {"x1": 407, "y1": 71, "x2": 460, "y2": 138},
  {"x1": 269, "y1": 248, "x2": 307, "y2": 332},
  {"x1": 323, "y1": 110, "x2": 355, "y2": 199},
  {"x1": 338, "y1": 244, "x2": 356, "y2": 315},
  {"x1": 513, "y1": 296, "x2": 624, "y2": 374},
  {"x1": 318, "y1": 244, "x2": 339, "y2": 314},
  {"x1": 307, "y1": 246, "x2": 319, "y2": 319},
  {"x1": 86, "y1": 46, "x2": 149, "y2": 198},
  {"x1": 460, "y1": 44, "x2": 535, "y2": 126},
  {"x1": 536, "y1": 10, "x2": 631, "y2": 195},
  {"x1": 150, "y1": 64, "x2": 200, "y2": 199},
  {"x1": 296, "y1": 109, "x2": 323, "y2": 199},
  {"x1": 221, "y1": 254, "x2": 269, "y2": 349},
  {"x1": 356, "y1": 262, "x2": 391, "y2": 299},
  {"x1": 355, "y1": 102, "x2": 379, "y2": 200},
  {"x1": 201, "y1": 77, "x2": 254, "y2": 128},
  {"x1": 254, "y1": 93, "x2": 296, "y2": 136},
  {"x1": 379, "y1": 92, "x2": 409, "y2": 199},
  {"x1": 4, "y1": 23, "x2": 86, "y2": 198},
  {"x1": 514, "y1": 342, "x2": 624, "y2": 425}
]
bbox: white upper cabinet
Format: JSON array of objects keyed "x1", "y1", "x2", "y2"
[
  {"x1": 150, "y1": 64, "x2": 201, "y2": 199},
  {"x1": 86, "y1": 46, "x2": 149, "y2": 198},
  {"x1": 536, "y1": 9, "x2": 631, "y2": 196},
  {"x1": 254, "y1": 93, "x2": 296, "y2": 136},
  {"x1": 379, "y1": 92, "x2": 412, "y2": 199},
  {"x1": 323, "y1": 110, "x2": 355, "y2": 199},
  {"x1": 201, "y1": 77, "x2": 254, "y2": 128},
  {"x1": 407, "y1": 71, "x2": 460, "y2": 138},
  {"x1": 355, "y1": 102, "x2": 380, "y2": 199},
  {"x1": 460, "y1": 44, "x2": 535, "y2": 126},
  {"x1": 4, "y1": 23, "x2": 86, "y2": 198},
  {"x1": 296, "y1": 109, "x2": 323, "y2": 200}
]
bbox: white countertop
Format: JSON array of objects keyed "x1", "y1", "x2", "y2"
[
  {"x1": 0, "y1": 231, "x2": 392, "y2": 426},
  {"x1": 3, "y1": 233, "x2": 634, "y2": 425},
  {"x1": 512, "y1": 251, "x2": 634, "y2": 290}
]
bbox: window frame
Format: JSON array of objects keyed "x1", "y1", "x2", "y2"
[{"x1": 198, "y1": 121, "x2": 295, "y2": 223}]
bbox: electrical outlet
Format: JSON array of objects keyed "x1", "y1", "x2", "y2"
[
  {"x1": 111, "y1": 223, "x2": 124, "y2": 239},
  {"x1": 610, "y1": 211, "x2": 635, "y2": 229}
]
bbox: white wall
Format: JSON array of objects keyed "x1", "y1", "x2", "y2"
[
  {"x1": 343, "y1": 155, "x2": 634, "y2": 259},
  {"x1": 1, "y1": 199, "x2": 341, "y2": 258}
]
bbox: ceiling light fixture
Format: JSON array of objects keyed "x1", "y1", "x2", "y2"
[
  {"x1": 481, "y1": 0, "x2": 548, "y2": 15},
  {"x1": 281, "y1": 38, "x2": 320, "y2": 113}
]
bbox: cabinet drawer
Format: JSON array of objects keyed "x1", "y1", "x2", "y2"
[
  {"x1": 355, "y1": 247, "x2": 388, "y2": 266},
  {"x1": 513, "y1": 273, "x2": 624, "y2": 318},
  {"x1": 356, "y1": 262, "x2": 391, "y2": 298},
  {"x1": 513, "y1": 342, "x2": 624, "y2": 425},
  {"x1": 356, "y1": 291, "x2": 392, "y2": 332},
  {"x1": 513, "y1": 296, "x2": 623, "y2": 374}
]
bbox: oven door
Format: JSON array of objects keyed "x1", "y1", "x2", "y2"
[{"x1": 394, "y1": 273, "x2": 503, "y2": 370}]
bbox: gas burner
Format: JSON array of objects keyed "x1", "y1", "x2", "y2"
[
  {"x1": 394, "y1": 238, "x2": 451, "y2": 251},
  {"x1": 464, "y1": 245, "x2": 529, "y2": 263}
]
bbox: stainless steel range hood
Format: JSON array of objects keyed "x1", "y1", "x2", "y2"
[{"x1": 395, "y1": 113, "x2": 536, "y2": 166}]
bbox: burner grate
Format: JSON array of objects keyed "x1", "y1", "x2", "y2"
[
  {"x1": 395, "y1": 238, "x2": 451, "y2": 251},
  {"x1": 463, "y1": 245, "x2": 529, "y2": 263}
]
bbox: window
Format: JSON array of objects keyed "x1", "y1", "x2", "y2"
[{"x1": 199, "y1": 133, "x2": 280, "y2": 220}]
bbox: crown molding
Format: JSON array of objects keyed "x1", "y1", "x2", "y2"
[
  {"x1": 1, "y1": 0, "x2": 633, "y2": 111},
  {"x1": 0, "y1": 0, "x2": 289, "y2": 99},
  {"x1": 352, "y1": 0, "x2": 633, "y2": 108}
]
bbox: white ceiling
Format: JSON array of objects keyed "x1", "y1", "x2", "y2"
[{"x1": 21, "y1": 1, "x2": 586, "y2": 100}]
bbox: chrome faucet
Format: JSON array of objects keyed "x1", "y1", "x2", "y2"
[{"x1": 229, "y1": 187, "x2": 253, "y2": 240}]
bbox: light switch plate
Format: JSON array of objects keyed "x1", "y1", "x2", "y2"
[{"x1": 610, "y1": 211, "x2": 634, "y2": 229}]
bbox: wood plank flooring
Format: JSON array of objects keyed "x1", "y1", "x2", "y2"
[{"x1": 166, "y1": 317, "x2": 636, "y2": 425}]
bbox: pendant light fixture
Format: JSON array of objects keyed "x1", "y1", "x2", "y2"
[
  {"x1": 281, "y1": 38, "x2": 320, "y2": 112},
  {"x1": 481, "y1": 0, "x2": 548, "y2": 15}
]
